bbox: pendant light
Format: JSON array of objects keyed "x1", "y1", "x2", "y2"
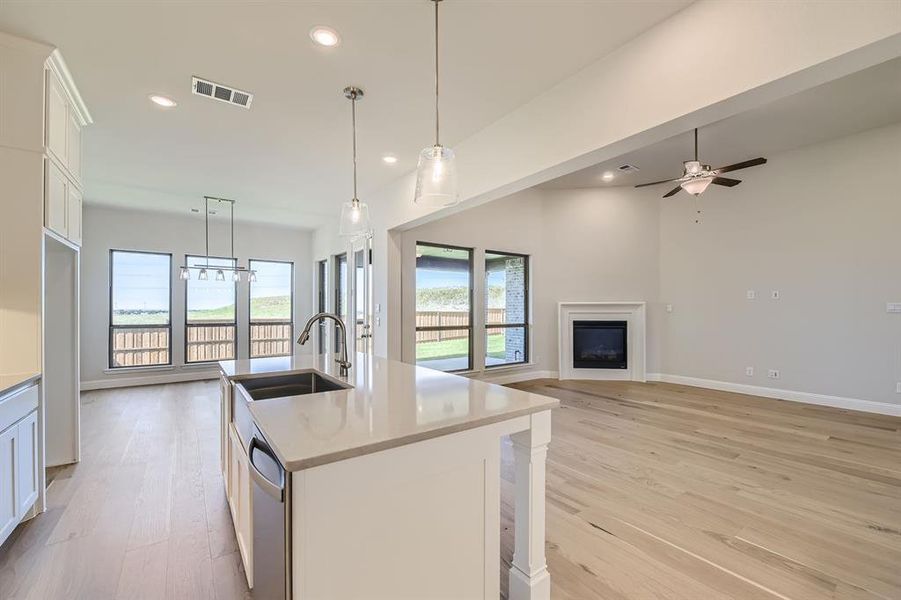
[
  {"x1": 414, "y1": 0, "x2": 458, "y2": 207},
  {"x1": 179, "y1": 196, "x2": 254, "y2": 281},
  {"x1": 338, "y1": 86, "x2": 371, "y2": 238}
]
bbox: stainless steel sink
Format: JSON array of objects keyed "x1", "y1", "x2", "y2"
[{"x1": 238, "y1": 371, "x2": 351, "y2": 402}]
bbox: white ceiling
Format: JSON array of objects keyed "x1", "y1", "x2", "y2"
[
  {"x1": 0, "y1": 0, "x2": 691, "y2": 229},
  {"x1": 540, "y1": 57, "x2": 901, "y2": 191}
]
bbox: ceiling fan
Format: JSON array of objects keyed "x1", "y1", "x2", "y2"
[{"x1": 635, "y1": 128, "x2": 766, "y2": 198}]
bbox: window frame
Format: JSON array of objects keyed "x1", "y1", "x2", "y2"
[
  {"x1": 247, "y1": 258, "x2": 295, "y2": 359},
  {"x1": 414, "y1": 241, "x2": 474, "y2": 373},
  {"x1": 108, "y1": 249, "x2": 173, "y2": 369},
  {"x1": 184, "y1": 254, "x2": 238, "y2": 364},
  {"x1": 484, "y1": 250, "x2": 530, "y2": 369},
  {"x1": 334, "y1": 253, "x2": 348, "y2": 353}
]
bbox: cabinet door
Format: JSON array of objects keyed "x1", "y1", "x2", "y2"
[
  {"x1": 66, "y1": 185, "x2": 82, "y2": 245},
  {"x1": 45, "y1": 160, "x2": 68, "y2": 237},
  {"x1": 16, "y1": 411, "x2": 39, "y2": 517},
  {"x1": 0, "y1": 427, "x2": 17, "y2": 544},
  {"x1": 66, "y1": 113, "x2": 82, "y2": 183},
  {"x1": 46, "y1": 69, "x2": 68, "y2": 166}
]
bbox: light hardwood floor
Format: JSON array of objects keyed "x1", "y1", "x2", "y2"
[{"x1": 1, "y1": 379, "x2": 899, "y2": 599}]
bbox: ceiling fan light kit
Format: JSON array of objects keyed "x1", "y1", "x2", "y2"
[{"x1": 635, "y1": 128, "x2": 767, "y2": 198}]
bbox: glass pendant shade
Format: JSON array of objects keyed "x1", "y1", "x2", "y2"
[
  {"x1": 198, "y1": 268, "x2": 208, "y2": 281},
  {"x1": 338, "y1": 199, "x2": 371, "y2": 238},
  {"x1": 232, "y1": 271, "x2": 241, "y2": 282},
  {"x1": 249, "y1": 270, "x2": 257, "y2": 283},
  {"x1": 681, "y1": 176, "x2": 713, "y2": 196},
  {"x1": 179, "y1": 267, "x2": 191, "y2": 280},
  {"x1": 414, "y1": 145, "x2": 458, "y2": 207},
  {"x1": 215, "y1": 269, "x2": 225, "y2": 282}
]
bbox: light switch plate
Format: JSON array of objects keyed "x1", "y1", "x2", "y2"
[
  {"x1": 768, "y1": 369, "x2": 780, "y2": 379},
  {"x1": 745, "y1": 367, "x2": 754, "y2": 377},
  {"x1": 746, "y1": 290, "x2": 756, "y2": 300},
  {"x1": 887, "y1": 302, "x2": 901, "y2": 313},
  {"x1": 771, "y1": 290, "x2": 780, "y2": 300},
  {"x1": 665, "y1": 304, "x2": 673, "y2": 313}
]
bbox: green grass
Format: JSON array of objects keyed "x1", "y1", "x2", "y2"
[
  {"x1": 416, "y1": 333, "x2": 506, "y2": 361},
  {"x1": 249, "y1": 295, "x2": 291, "y2": 320},
  {"x1": 113, "y1": 295, "x2": 289, "y2": 325},
  {"x1": 112, "y1": 311, "x2": 169, "y2": 325}
]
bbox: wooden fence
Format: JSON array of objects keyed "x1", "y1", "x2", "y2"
[
  {"x1": 111, "y1": 327, "x2": 170, "y2": 367},
  {"x1": 186, "y1": 323, "x2": 236, "y2": 363},
  {"x1": 415, "y1": 309, "x2": 505, "y2": 342},
  {"x1": 250, "y1": 322, "x2": 292, "y2": 358}
]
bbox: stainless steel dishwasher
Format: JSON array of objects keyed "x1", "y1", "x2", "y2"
[{"x1": 248, "y1": 428, "x2": 292, "y2": 600}]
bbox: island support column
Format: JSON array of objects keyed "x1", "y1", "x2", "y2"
[{"x1": 509, "y1": 410, "x2": 552, "y2": 600}]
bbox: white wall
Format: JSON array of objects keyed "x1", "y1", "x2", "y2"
[
  {"x1": 80, "y1": 205, "x2": 314, "y2": 388},
  {"x1": 659, "y1": 123, "x2": 901, "y2": 407},
  {"x1": 400, "y1": 186, "x2": 661, "y2": 379},
  {"x1": 400, "y1": 122, "x2": 901, "y2": 412},
  {"x1": 310, "y1": 0, "x2": 901, "y2": 363}
]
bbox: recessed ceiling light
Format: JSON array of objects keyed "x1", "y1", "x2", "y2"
[
  {"x1": 149, "y1": 94, "x2": 177, "y2": 108},
  {"x1": 310, "y1": 26, "x2": 340, "y2": 47},
  {"x1": 382, "y1": 154, "x2": 398, "y2": 165},
  {"x1": 601, "y1": 171, "x2": 615, "y2": 182}
]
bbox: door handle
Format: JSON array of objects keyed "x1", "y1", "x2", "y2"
[{"x1": 248, "y1": 436, "x2": 285, "y2": 502}]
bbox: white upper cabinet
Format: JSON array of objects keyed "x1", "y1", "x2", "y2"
[
  {"x1": 46, "y1": 69, "x2": 69, "y2": 167},
  {"x1": 42, "y1": 50, "x2": 91, "y2": 246}
]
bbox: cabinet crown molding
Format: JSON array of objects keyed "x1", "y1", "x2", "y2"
[{"x1": 47, "y1": 49, "x2": 92, "y2": 126}]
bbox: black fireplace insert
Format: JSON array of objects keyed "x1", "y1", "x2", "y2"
[{"x1": 572, "y1": 320, "x2": 627, "y2": 369}]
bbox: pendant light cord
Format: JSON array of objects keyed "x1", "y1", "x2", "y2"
[
  {"x1": 351, "y1": 93, "x2": 358, "y2": 201},
  {"x1": 434, "y1": 0, "x2": 440, "y2": 146}
]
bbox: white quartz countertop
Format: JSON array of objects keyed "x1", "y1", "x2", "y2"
[
  {"x1": 219, "y1": 353, "x2": 558, "y2": 471},
  {"x1": 0, "y1": 372, "x2": 41, "y2": 399}
]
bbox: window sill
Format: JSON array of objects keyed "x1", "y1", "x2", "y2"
[{"x1": 104, "y1": 365, "x2": 174, "y2": 374}]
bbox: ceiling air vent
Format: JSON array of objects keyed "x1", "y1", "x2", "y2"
[
  {"x1": 617, "y1": 164, "x2": 640, "y2": 173},
  {"x1": 192, "y1": 76, "x2": 254, "y2": 109}
]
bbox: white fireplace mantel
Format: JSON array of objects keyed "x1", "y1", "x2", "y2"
[{"x1": 558, "y1": 302, "x2": 646, "y2": 382}]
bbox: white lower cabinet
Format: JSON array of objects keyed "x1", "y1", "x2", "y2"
[
  {"x1": 228, "y1": 424, "x2": 253, "y2": 588},
  {"x1": 16, "y1": 411, "x2": 38, "y2": 517},
  {"x1": 0, "y1": 409, "x2": 39, "y2": 546},
  {"x1": 0, "y1": 426, "x2": 18, "y2": 543}
]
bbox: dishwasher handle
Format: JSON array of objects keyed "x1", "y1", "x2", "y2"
[{"x1": 248, "y1": 435, "x2": 285, "y2": 502}]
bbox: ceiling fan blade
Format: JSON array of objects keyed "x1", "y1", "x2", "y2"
[
  {"x1": 662, "y1": 185, "x2": 682, "y2": 198},
  {"x1": 635, "y1": 177, "x2": 680, "y2": 188},
  {"x1": 714, "y1": 157, "x2": 767, "y2": 174},
  {"x1": 711, "y1": 176, "x2": 741, "y2": 187}
]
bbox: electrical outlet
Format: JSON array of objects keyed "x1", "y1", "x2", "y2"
[
  {"x1": 896, "y1": 382, "x2": 901, "y2": 394},
  {"x1": 746, "y1": 290, "x2": 756, "y2": 300},
  {"x1": 665, "y1": 304, "x2": 673, "y2": 313},
  {"x1": 768, "y1": 369, "x2": 780, "y2": 379},
  {"x1": 771, "y1": 290, "x2": 780, "y2": 300},
  {"x1": 745, "y1": 367, "x2": 754, "y2": 377}
]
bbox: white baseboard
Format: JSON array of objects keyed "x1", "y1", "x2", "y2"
[
  {"x1": 473, "y1": 369, "x2": 559, "y2": 386},
  {"x1": 647, "y1": 373, "x2": 901, "y2": 417},
  {"x1": 81, "y1": 370, "x2": 219, "y2": 391}
]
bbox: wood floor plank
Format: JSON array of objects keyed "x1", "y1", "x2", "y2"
[{"x1": 1, "y1": 378, "x2": 898, "y2": 600}]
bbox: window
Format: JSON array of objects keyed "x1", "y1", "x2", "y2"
[
  {"x1": 185, "y1": 255, "x2": 236, "y2": 363},
  {"x1": 317, "y1": 259, "x2": 328, "y2": 353},
  {"x1": 415, "y1": 243, "x2": 473, "y2": 372},
  {"x1": 249, "y1": 259, "x2": 294, "y2": 358},
  {"x1": 485, "y1": 251, "x2": 529, "y2": 367},
  {"x1": 109, "y1": 250, "x2": 171, "y2": 368},
  {"x1": 334, "y1": 253, "x2": 347, "y2": 353}
]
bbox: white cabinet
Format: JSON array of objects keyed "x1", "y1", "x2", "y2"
[
  {"x1": 66, "y1": 186, "x2": 82, "y2": 246},
  {"x1": 45, "y1": 160, "x2": 68, "y2": 237},
  {"x1": 0, "y1": 406, "x2": 39, "y2": 547},
  {"x1": 227, "y1": 424, "x2": 253, "y2": 588},
  {"x1": 0, "y1": 426, "x2": 17, "y2": 543},
  {"x1": 42, "y1": 57, "x2": 87, "y2": 247},
  {"x1": 16, "y1": 411, "x2": 38, "y2": 517},
  {"x1": 45, "y1": 69, "x2": 68, "y2": 166}
]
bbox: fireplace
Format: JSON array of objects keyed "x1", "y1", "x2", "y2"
[{"x1": 572, "y1": 320, "x2": 627, "y2": 369}]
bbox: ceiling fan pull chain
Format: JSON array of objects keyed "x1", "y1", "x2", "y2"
[{"x1": 694, "y1": 196, "x2": 702, "y2": 225}]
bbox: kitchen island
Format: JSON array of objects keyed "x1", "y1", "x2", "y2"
[{"x1": 219, "y1": 352, "x2": 558, "y2": 600}]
